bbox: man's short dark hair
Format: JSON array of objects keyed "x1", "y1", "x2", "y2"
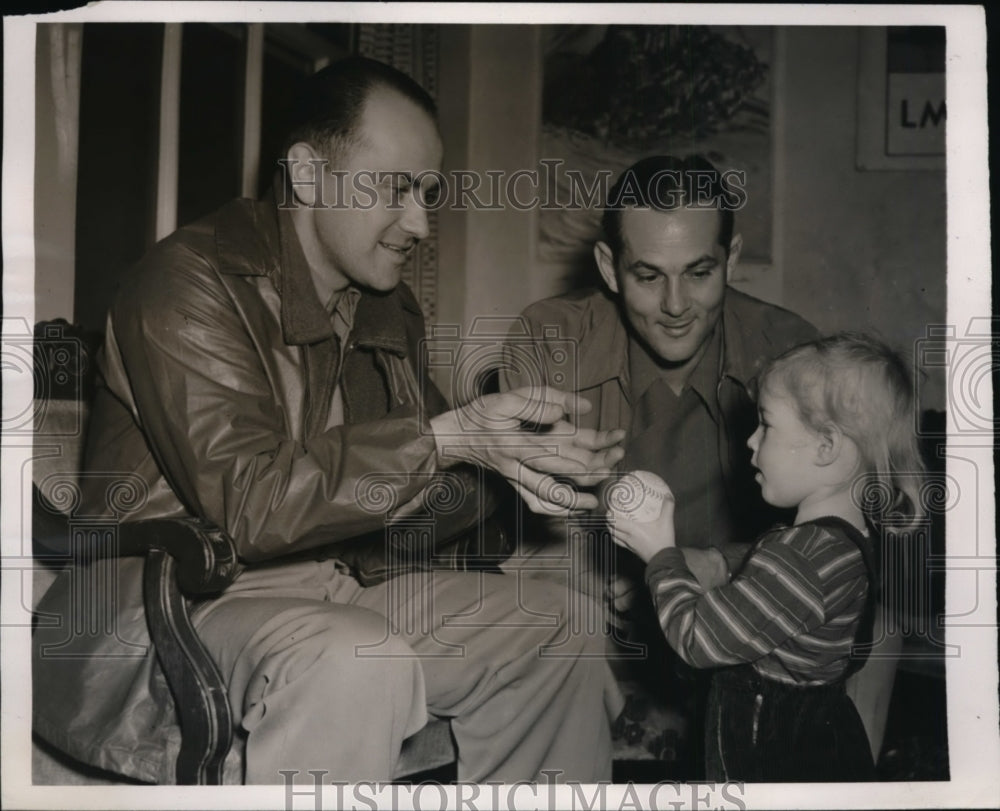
[
  {"x1": 281, "y1": 56, "x2": 437, "y2": 164},
  {"x1": 601, "y1": 154, "x2": 736, "y2": 261}
]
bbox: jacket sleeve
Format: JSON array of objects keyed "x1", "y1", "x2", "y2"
[
  {"x1": 106, "y1": 248, "x2": 441, "y2": 563},
  {"x1": 644, "y1": 534, "x2": 827, "y2": 669}
]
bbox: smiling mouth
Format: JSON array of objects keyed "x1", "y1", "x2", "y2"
[
  {"x1": 660, "y1": 321, "x2": 694, "y2": 336},
  {"x1": 378, "y1": 241, "x2": 415, "y2": 255}
]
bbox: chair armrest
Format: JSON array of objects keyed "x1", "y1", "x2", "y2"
[
  {"x1": 144, "y1": 549, "x2": 233, "y2": 784},
  {"x1": 32, "y1": 485, "x2": 238, "y2": 782},
  {"x1": 33, "y1": 483, "x2": 239, "y2": 596},
  {"x1": 117, "y1": 518, "x2": 239, "y2": 595}
]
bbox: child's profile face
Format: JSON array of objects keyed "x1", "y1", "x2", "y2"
[{"x1": 746, "y1": 384, "x2": 824, "y2": 510}]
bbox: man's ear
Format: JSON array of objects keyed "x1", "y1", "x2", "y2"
[
  {"x1": 594, "y1": 241, "x2": 620, "y2": 294},
  {"x1": 285, "y1": 141, "x2": 323, "y2": 207},
  {"x1": 725, "y1": 233, "x2": 743, "y2": 284}
]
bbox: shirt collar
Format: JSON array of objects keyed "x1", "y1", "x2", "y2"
[
  {"x1": 717, "y1": 291, "x2": 763, "y2": 394},
  {"x1": 572, "y1": 291, "x2": 632, "y2": 391},
  {"x1": 327, "y1": 287, "x2": 362, "y2": 345},
  {"x1": 687, "y1": 320, "x2": 723, "y2": 405},
  {"x1": 627, "y1": 334, "x2": 661, "y2": 402},
  {"x1": 627, "y1": 320, "x2": 722, "y2": 407},
  {"x1": 581, "y1": 289, "x2": 758, "y2": 396}
]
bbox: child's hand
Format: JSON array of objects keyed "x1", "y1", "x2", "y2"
[
  {"x1": 606, "y1": 484, "x2": 676, "y2": 564},
  {"x1": 679, "y1": 548, "x2": 730, "y2": 589}
]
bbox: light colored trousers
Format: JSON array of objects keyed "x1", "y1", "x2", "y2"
[{"x1": 192, "y1": 558, "x2": 621, "y2": 785}]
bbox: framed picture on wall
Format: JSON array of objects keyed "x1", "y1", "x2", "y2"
[{"x1": 537, "y1": 25, "x2": 776, "y2": 293}]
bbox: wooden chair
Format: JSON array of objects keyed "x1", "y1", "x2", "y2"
[
  {"x1": 30, "y1": 320, "x2": 456, "y2": 785},
  {"x1": 33, "y1": 483, "x2": 239, "y2": 784}
]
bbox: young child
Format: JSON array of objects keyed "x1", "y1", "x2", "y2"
[{"x1": 608, "y1": 333, "x2": 924, "y2": 782}]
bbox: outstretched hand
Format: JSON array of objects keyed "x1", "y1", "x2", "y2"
[
  {"x1": 430, "y1": 387, "x2": 625, "y2": 515},
  {"x1": 606, "y1": 474, "x2": 676, "y2": 563}
]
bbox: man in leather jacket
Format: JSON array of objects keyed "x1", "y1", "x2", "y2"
[{"x1": 33, "y1": 57, "x2": 626, "y2": 785}]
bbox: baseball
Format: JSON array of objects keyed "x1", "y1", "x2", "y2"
[{"x1": 605, "y1": 470, "x2": 671, "y2": 523}]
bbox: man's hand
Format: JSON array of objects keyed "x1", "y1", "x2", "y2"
[
  {"x1": 606, "y1": 474, "x2": 676, "y2": 563},
  {"x1": 429, "y1": 387, "x2": 625, "y2": 515}
]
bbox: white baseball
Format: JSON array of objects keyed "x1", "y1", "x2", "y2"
[{"x1": 607, "y1": 470, "x2": 671, "y2": 523}]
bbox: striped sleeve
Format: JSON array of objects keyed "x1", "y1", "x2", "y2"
[{"x1": 644, "y1": 532, "x2": 828, "y2": 669}]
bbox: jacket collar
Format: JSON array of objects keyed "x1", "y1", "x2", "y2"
[
  {"x1": 718, "y1": 287, "x2": 784, "y2": 392},
  {"x1": 577, "y1": 288, "x2": 760, "y2": 393},
  {"x1": 213, "y1": 191, "x2": 412, "y2": 355},
  {"x1": 575, "y1": 291, "x2": 632, "y2": 391}
]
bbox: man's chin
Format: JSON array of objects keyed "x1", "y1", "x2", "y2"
[
  {"x1": 355, "y1": 270, "x2": 402, "y2": 294},
  {"x1": 648, "y1": 342, "x2": 698, "y2": 368}
]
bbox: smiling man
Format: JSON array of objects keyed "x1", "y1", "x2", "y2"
[
  {"x1": 507, "y1": 155, "x2": 817, "y2": 559},
  {"x1": 33, "y1": 57, "x2": 626, "y2": 786},
  {"x1": 283, "y1": 82, "x2": 444, "y2": 302}
]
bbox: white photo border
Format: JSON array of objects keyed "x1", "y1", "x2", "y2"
[{"x1": 2, "y1": 3, "x2": 994, "y2": 810}]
